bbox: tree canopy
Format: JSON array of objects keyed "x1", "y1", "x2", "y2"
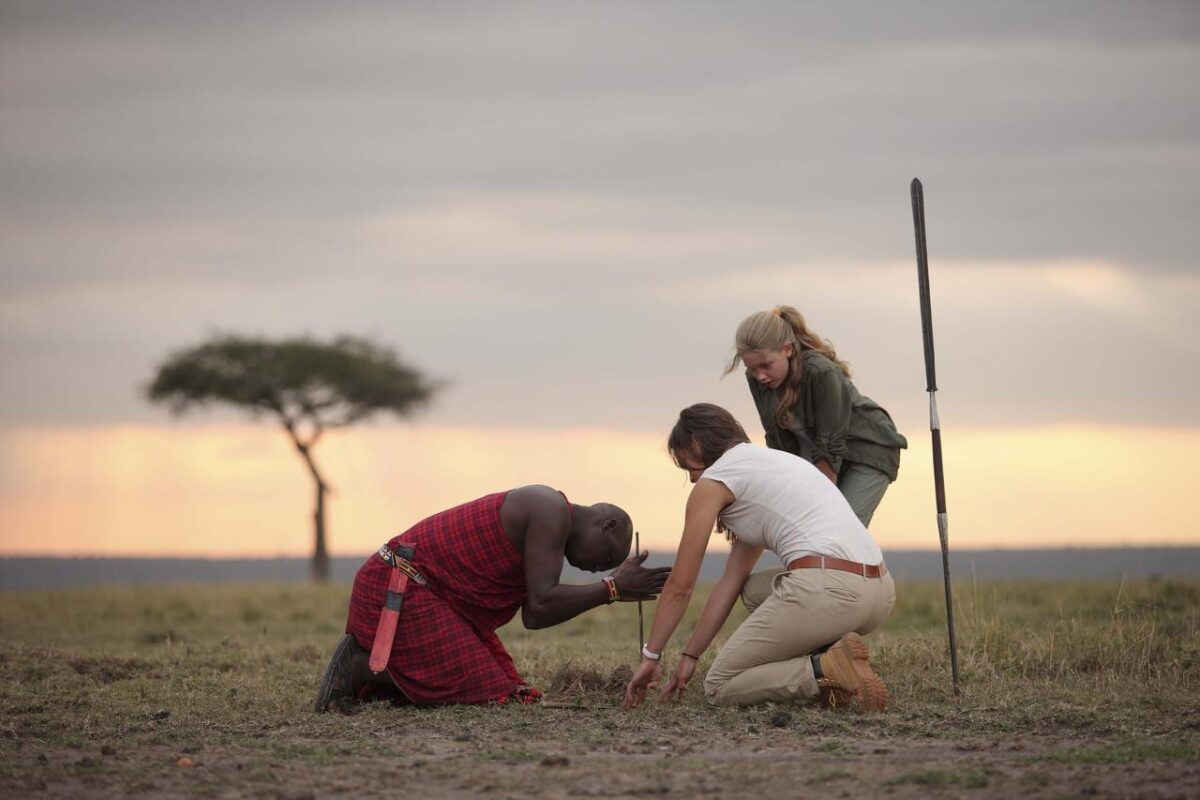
[{"x1": 148, "y1": 334, "x2": 436, "y2": 433}]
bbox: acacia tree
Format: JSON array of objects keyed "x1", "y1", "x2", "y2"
[{"x1": 147, "y1": 334, "x2": 436, "y2": 581}]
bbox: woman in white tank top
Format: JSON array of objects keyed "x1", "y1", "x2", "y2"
[{"x1": 623, "y1": 403, "x2": 896, "y2": 710}]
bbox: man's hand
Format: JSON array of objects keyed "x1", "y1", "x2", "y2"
[
  {"x1": 610, "y1": 550, "x2": 671, "y2": 601},
  {"x1": 623, "y1": 659, "x2": 662, "y2": 709},
  {"x1": 657, "y1": 657, "x2": 697, "y2": 704}
]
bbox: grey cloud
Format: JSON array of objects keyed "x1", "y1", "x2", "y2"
[{"x1": 1, "y1": 2, "x2": 1198, "y2": 429}]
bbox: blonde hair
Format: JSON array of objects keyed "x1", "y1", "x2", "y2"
[{"x1": 723, "y1": 305, "x2": 851, "y2": 428}]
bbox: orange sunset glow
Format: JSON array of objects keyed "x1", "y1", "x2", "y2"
[{"x1": 1, "y1": 424, "x2": 1194, "y2": 558}]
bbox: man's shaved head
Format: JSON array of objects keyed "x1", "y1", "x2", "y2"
[
  {"x1": 564, "y1": 501, "x2": 633, "y2": 572},
  {"x1": 592, "y1": 502, "x2": 633, "y2": 553}
]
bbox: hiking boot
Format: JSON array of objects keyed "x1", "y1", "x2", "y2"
[
  {"x1": 313, "y1": 634, "x2": 366, "y2": 713},
  {"x1": 816, "y1": 633, "x2": 888, "y2": 712}
]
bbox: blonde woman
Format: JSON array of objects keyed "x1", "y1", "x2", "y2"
[
  {"x1": 623, "y1": 404, "x2": 893, "y2": 709},
  {"x1": 729, "y1": 305, "x2": 906, "y2": 527}
]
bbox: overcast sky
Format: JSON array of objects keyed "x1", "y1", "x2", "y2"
[{"x1": 2, "y1": 1, "x2": 1199, "y2": 437}]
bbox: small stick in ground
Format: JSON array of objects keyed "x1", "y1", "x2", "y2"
[{"x1": 636, "y1": 530, "x2": 645, "y2": 657}]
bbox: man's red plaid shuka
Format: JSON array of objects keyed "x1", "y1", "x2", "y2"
[{"x1": 345, "y1": 491, "x2": 542, "y2": 705}]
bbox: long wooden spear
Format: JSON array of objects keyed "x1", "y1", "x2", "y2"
[{"x1": 911, "y1": 177, "x2": 961, "y2": 695}]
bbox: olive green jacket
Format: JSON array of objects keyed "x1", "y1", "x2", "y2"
[{"x1": 746, "y1": 351, "x2": 907, "y2": 481}]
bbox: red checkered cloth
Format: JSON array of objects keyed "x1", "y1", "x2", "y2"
[{"x1": 345, "y1": 491, "x2": 543, "y2": 705}]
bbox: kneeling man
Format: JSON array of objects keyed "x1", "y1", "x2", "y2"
[{"x1": 315, "y1": 485, "x2": 669, "y2": 709}]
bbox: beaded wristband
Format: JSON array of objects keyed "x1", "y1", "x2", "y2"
[{"x1": 602, "y1": 576, "x2": 619, "y2": 603}]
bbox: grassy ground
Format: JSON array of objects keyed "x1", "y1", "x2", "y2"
[{"x1": 1, "y1": 576, "x2": 1198, "y2": 798}]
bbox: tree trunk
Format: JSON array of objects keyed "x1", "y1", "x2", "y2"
[
  {"x1": 284, "y1": 423, "x2": 331, "y2": 582},
  {"x1": 312, "y1": 478, "x2": 330, "y2": 582}
]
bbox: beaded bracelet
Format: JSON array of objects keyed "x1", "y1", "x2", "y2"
[{"x1": 602, "y1": 575, "x2": 619, "y2": 603}]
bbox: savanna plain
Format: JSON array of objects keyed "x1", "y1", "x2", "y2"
[{"x1": 1, "y1": 574, "x2": 1198, "y2": 799}]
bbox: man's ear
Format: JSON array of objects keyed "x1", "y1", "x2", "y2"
[{"x1": 601, "y1": 517, "x2": 618, "y2": 534}]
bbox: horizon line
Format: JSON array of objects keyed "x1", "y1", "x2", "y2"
[{"x1": 3, "y1": 543, "x2": 1199, "y2": 561}]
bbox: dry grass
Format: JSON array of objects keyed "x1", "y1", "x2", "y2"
[{"x1": 1, "y1": 576, "x2": 1198, "y2": 797}]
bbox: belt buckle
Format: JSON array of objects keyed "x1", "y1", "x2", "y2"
[
  {"x1": 379, "y1": 543, "x2": 427, "y2": 586},
  {"x1": 397, "y1": 559, "x2": 428, "y2": 586}
]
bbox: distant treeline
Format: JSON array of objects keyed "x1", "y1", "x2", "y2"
[{"x1": 2, "y1": 548, "x2": 1199, "y2": 590}]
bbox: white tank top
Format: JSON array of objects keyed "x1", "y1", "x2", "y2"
[{"x1": 701, "y1": 442, "x2": 883, "y2": 565}]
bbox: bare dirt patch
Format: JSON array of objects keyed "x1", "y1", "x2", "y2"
[
  {"x1": 68, "y1": 656, "x2": 150, "y2": 684},
  {"x1": 4, "y1": 716, "x2": 1199, "y2": 799}
]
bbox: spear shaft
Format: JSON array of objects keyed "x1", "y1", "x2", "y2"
[{"x1": 911, "y1": 177, "x2": 961, "y2": 695}]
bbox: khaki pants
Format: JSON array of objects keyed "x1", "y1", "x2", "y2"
[{"x1": 703, "y1": 566, "x2": 896, "y2": 706}]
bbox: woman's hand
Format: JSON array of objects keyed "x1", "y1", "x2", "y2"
[
  {"x1": 623, "y1": 659, "x2": 662, "y2": 709},
  {"x1": 657, "y1": 656, "x2": 697, "y2": 704}
]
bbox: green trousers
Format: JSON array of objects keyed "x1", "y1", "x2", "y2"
[{"x1": 838, "y1": 461, "x2": 892, "y2": 527}]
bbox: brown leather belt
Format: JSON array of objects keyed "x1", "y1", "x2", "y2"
[{"x1": 787, "y1": 555, "x2": 887, "y2": 578}]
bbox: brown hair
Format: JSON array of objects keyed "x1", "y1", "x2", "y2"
[
  {"x1": 722, "y1": 305, "x2": 851, "y2": 428},
  {"x1": 667, "y1": 403, "x2": 750, "y2": 470}
]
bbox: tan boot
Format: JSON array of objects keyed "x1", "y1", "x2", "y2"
[{"x1": 816, "y1": 633, "x2": 888, "y2": 712}]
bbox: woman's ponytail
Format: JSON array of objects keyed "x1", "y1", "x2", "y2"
[{"x1": 773, "y1": 305, "x2": 851, "y2": 378}]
